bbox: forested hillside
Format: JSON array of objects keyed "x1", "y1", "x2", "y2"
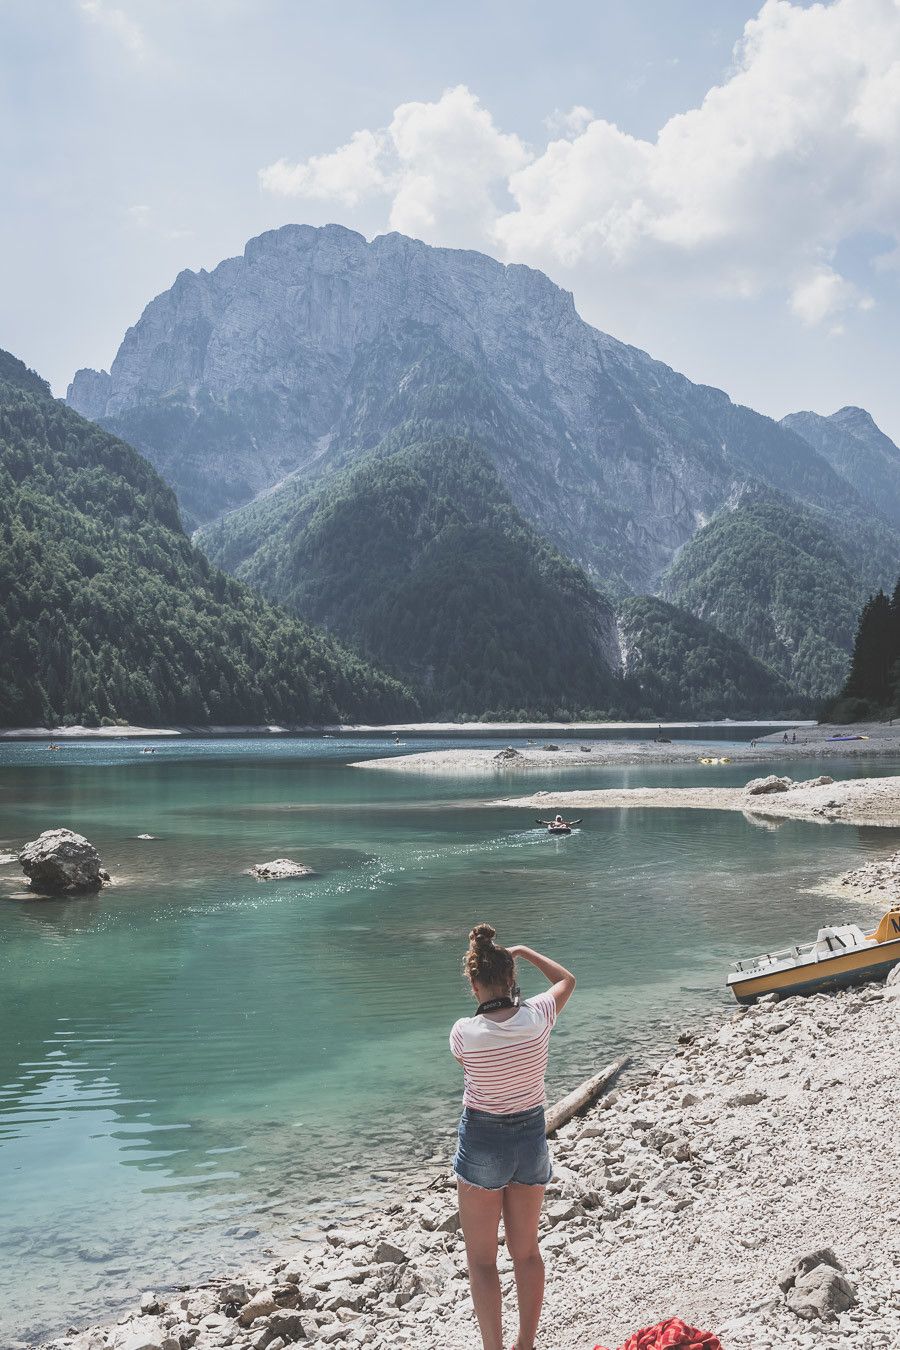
[
  {"x1": 201, "y1": 434, "x2": 625, "y2": 718},
  {"x1": 0, "y1": 350, "x2": 416, "y2": 727},
  {"x1": 618, "y1": 596, "x2": 795, "y2": 718},
  {"x1": 661, "y1": 495, "x2": 861, "y2": 700}
]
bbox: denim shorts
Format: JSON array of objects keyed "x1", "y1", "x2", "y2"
[{"x1": 453, "y1": 1104, "x2": 552, "y2": 1190}]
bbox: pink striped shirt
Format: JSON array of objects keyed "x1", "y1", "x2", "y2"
[{"x1": 449, "y1": 992, "x2": 558, "y2": 1115}]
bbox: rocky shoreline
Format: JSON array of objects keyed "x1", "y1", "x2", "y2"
[
  {"x1": 353, "y1": 722, "x2": 900, "y2": 773},
  {"x1": 32, "y1": 974, "x2": 900, "y2": 1350},
  {"x1": 0, "y1": 721, "x2": 809, "y2": 742},
  {"x1": 484, "y1": 773, "x2": 900, "y2": 828}
]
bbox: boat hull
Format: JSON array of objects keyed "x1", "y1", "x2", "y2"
[{"x1": 728, "y1": 938, "x2": 900, "y2": 1004}]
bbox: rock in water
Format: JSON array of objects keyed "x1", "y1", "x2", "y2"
[
  {"x1": 17, "y1": 828, "x2": 109, "y2": 894},
  {"x1": 249, "y1": 859, "x2": 315, "y2": 880}
]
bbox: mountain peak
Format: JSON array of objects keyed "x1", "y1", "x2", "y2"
[
  {"x1": 829, "y1": 405, "x2": 880, "y2": 434},
  {"x1": 65, "y1": 222, "x2": 868, "y2": 586}
]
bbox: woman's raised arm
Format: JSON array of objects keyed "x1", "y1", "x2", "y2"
[{"x1": 507, "y1": 944, "x2": 576, "y2": 1014}]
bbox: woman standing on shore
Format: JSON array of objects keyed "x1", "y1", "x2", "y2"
[{"x1": 450, "y1": 924, "x2": 576, "y2": 1350}]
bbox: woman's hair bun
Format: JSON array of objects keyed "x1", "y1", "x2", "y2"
[{"x1": 469, "y1": 922, "x2": 496, "y2": 947}]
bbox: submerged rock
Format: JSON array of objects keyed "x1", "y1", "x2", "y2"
[
  {"x1": 17, "y1": 828, "x2": 109, "y2": 894},
  {"x1": 249, "y1": 859, "x2": 316, "y2": 880}
]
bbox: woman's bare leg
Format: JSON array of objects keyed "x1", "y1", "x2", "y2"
[
  {"x1": 457, "y1": 1180, "x2": 505, "y2": 1350},
  {"x1": 502, "y1": 1183, "x2": 546, "y2": 1350}
]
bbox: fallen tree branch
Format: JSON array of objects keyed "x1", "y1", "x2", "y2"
[{"x1": 544, "y1": 1055, "x2": 631, "y2": 1135}]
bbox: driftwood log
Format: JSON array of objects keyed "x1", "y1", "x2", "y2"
[
  {"x1": 544, "y1": 1055, "x2": 631, "y2": 1135},
  {"x1": 425, "y1": 1054, "x2": 632, "y2": 1189}
]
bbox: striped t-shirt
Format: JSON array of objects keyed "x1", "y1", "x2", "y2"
[{"x1": 449, "y1": 992, "x2": 558, "y2": 1115}]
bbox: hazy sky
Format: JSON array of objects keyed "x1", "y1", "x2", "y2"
[{"x1": 3, "y1": 0, "x2": 900, "y2": 439}]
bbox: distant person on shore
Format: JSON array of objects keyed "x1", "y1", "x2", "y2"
[
  {"x1": 783, "y1": 732, "x2": 789, "y2": 743},
  {"x1": 792, "y1": 731, "x2": 797, "y2": 744},
  {"x1": 449, "y1": 924, "x2": 576, "y2": 1350}
]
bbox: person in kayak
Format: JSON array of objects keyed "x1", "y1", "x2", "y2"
[
  {"x1": 450, "y1": 924, "x2": 576, "y2": 1350},
  {"x1": 535, "y1": 814, "x2": 582, "y2": 831}
]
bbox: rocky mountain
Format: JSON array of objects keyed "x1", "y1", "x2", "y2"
[
  {"x1": 67, "y1": 223, "x2": 890, "y2": 597},
  {"x1": 0, "y1": 349, "x2": 415, "y2": 728},
  {"x1": 781, "y1": 406, "x2": 900, "y2": 531},
  {"x1": 66, "y1": 224, "x2": 900, "y2": 705}
]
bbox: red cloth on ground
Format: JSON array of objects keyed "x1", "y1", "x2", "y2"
[{"x1": 594, "y1": 1316, "x2": 723, "y2": 1350}]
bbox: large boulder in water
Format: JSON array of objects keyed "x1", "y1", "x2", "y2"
[
  {"x1": 249, "y1": 858, "x2": 315, "y2": 880},
  {"x1": 18, "y1": 828, "x2": 109, "y2": 894}
]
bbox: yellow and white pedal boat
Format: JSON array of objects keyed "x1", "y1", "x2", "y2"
[{"x1": 727, "y1": 908, "x2": 900, "y2": 1004}]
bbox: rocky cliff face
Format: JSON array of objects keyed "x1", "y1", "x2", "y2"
[
  {"x1": 782, "y1": 406, "x2": 900, "y2": 530},
  {"x1": 68, "y1": 224, "x2": 867, "y2": 590}
]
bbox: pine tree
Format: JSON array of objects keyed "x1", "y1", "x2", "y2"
[{"x1": 842, "y1": 587, "x2": 895, "y2": 706}]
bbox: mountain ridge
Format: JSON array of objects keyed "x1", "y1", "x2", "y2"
[
  {"x1": 66, "y1": 223, "x2": 900, "y2": 699},
  {"x1": 67, "y1": 223, "x2": 888, "y2": 595},
  {"x1": 782, "y1": 405, "x2": 900, "y2": 530}
]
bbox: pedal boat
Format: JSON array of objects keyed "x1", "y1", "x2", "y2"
[{"x1": 727, "y1": 908, "x2": 900, "y2": 1004}]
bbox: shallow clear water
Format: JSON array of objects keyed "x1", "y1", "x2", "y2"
[{"x1": 1, "y1": 737, "x2": 896, "y2": 1343}]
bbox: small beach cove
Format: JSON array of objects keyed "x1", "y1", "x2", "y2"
[{"x1": 2, "y1": 732, "x2": 899, "y2": 1345}]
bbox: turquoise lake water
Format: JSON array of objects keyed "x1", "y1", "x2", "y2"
[{"x1": 1, "y1": 736, "x2": 897, "y2": 1344}]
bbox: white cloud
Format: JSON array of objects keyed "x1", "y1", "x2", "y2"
[
  {"x1": 79, "y1": 1, "x2": 147, "y2": 59},
  {"x1": 789, "y1": 267, "x2": 870, "y2": 325},
  {"x1": 259, "y1": 130, "x2": 390, "y2": 206},
  {"x1": 544, "y1": 105, "x2": 595, "y2": 137},
  {"x1": 258, "y1": 0, "x2": 900, "y2": 327},
  {"x1": 386, "y1": 85, "x2": 529, "y2": 241},
  {"x1": 260, "y1": 85, "x2": 528, "y2": 247}
]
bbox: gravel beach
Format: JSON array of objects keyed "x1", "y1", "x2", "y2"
[
  {"x1": 485, "y1": 773, "x2": 900, "y2": 828},
  {"x1": 353, "y1": 722, "x2": 900, "y2": 774},
  {"x1": 32, "y1": 975, "x2": 900, "y2": 1350}
]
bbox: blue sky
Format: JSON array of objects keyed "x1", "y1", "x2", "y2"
[{"x1": 3, "y1": 0, "x2": 900, "y2": 440}]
